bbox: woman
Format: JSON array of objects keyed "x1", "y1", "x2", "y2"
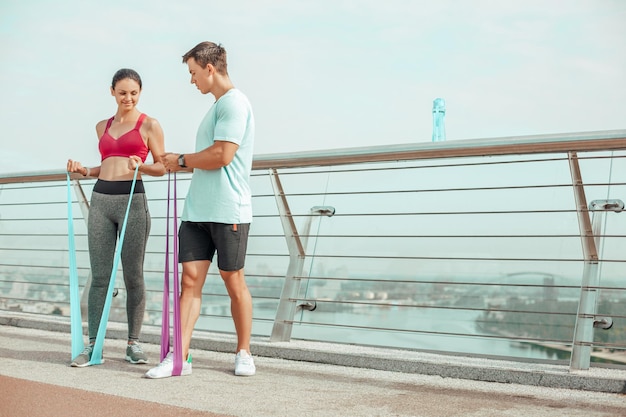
[{"x1": 67, "y1": 68, "x2": 166, "y2": 367}]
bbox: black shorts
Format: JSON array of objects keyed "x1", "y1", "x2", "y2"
[{"x1": 178, "y1": 221, "x2": 250, "y2": 271}]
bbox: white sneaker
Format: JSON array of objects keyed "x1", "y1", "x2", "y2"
[
  {"x1": 144, "y1": 352, "x2": 192, "y2": 379},
  {"x1": 235, "y1": 349, "x2": 256, "y2": 376}
]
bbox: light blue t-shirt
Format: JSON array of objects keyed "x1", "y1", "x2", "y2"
[{"x1": 182, "y1": 88, "x2": 255, "y2": 224}]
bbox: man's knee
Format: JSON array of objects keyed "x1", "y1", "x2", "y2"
[
  {"x1": 220, "y1": 268, "x2": 244, "y2": 282},
  {"x1": 181, "y1": 261, "x2": 210, "y2": 290},
  {"x1": 181, "y1": 271, "x2": 202, "y2": 289},
  {"x1": 221, "y1": 270, "x2": 249, "y2": 294}
]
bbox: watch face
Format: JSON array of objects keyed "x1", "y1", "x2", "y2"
[{"x1": 178, "y1": 155, "x2": 185, "y2": 167}]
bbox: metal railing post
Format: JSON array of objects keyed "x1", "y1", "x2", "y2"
[
  {"x1": 269, "y1": 169, "x2": 307, "y2": 342},
  {"x1": 568, "y1": 151, "x2": 598, "y2": 370},
  {"x1": 566, "y1": 152, "x2": 624, "y2": 370},
  {"x1": 569, "y1": 198, "x2": 624, "y2": 370},
  {"x1": 268, "y1": 169, "x2": 335, "y2": 342}
]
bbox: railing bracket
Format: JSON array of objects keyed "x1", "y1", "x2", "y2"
[
  {"x1": 296, "y1": 301, "x2": 317, "y2": 311},
  {"x1": 589, "y1": 199, "x2": 624, "y2": 213},
  {"x1": 593, "y1": 317, "x2": 613, "y2": 330}
]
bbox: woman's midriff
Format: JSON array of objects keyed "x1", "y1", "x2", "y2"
[{"x1": 98, "y1": 156, "x2": 143, "y2": 181}]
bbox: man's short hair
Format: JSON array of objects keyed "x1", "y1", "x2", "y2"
[{"x1": 182, "y1": 41, "x2": 228, "y2": 74}]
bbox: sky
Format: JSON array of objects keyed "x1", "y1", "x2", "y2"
[{"x1": 0, "y1": 0, "x2": 625, "y2": 175}]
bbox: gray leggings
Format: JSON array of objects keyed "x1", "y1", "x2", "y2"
[{"x1": 87, "y1": 190, "x2": 151, "y2": 342}]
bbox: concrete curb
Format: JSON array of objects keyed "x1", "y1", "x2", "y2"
[{"x1": 2, "y1": 311, "x2": 625, "y2": 393}]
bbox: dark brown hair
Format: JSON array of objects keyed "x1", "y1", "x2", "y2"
[
  {"x1": 182, "y1": 42, "x2": 228, "y2": 75},
  {"x1": 111, "y1": 68, "x2": 142, "y2": 89}
]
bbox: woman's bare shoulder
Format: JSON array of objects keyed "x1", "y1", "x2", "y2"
[
  {"x1": 143, "y1": 114, "x2": 160, "y2": 125},
  {"x1": 95, "y1": 118, "x2": 110, "y2": 129},
  {"x1": 142, "y1": 114, "x2": 163, "y2": 133},
  {"x1": 95, "y1": 118, "x2": 111, "y2": 138}
]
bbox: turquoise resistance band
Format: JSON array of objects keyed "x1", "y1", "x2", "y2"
[
  {"x1": 67, "y1": 172, "x2": 84, "y2": 359},
  {"x1": 67, "y1": 166, "x2": 139, "y2": 365}
]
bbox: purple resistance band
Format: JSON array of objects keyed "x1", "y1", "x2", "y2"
[{"x1": 160, "y1": 172, "x2": 183, "y2": 375}]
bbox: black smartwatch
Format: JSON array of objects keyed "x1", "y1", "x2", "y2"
[{"x1": 177, "y1": 154, "x2": 187, "y2": 168}]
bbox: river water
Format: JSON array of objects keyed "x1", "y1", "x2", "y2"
[{"x1": 195, "y1": 304, "x2": 569, "y2": 361}]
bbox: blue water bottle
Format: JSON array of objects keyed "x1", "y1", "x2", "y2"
[{"x1": 432, "y1": 98, "x2": 446, "y2": 142}]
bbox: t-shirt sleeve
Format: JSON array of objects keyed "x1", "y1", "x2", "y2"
[{"x1": 214, "y1": 94, "x2": 248, "y2": 146}]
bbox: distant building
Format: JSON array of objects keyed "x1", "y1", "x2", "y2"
[
  {"x1": 544, "y1": 275, "x2": 558, "y2": 301},
  {"x1": 432, "y1": 98, "x2": 446, "y2": 142}
]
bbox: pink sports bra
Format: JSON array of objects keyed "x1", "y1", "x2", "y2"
[{"x1": 99, "y1": 113, "x2": 149, "y2": 162}]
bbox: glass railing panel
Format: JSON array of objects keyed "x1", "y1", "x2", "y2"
[
  {"x1": 268, "y1": 154, "x2": 617, "y2": 360},
  {"x1": 1, "y1": 179, "x2": 80, "y2": 316}
]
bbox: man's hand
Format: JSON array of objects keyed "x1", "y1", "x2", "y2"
[{"x1": 161, "y1": 152, "x2": 183, "y2": 173}]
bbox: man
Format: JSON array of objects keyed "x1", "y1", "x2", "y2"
[{"x1": 145, "y1": 41, "x2": 255, "y2": 378}]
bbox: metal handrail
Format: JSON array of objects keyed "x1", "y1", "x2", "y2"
[
  {"x1": 252, "y1": 130, "x2": 626, "y2": 169},
  {"x1": 2, "y1": 130, "x2": 626, "y2": 184}
]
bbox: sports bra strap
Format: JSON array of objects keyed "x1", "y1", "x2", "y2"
[
  {"x1": 104, "y1": 113, "x2": 146, "y2": 133},
  {"x1": 134, "y1": 113, "x2": 147, "y2": 130},
  {"x1": 104, "y1": 117, "x2": 114, "y2": 132}
]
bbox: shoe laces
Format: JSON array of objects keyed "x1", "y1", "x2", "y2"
[
  {"x1": 129, "y1": 343, "x2": 143, "y2": 353},
  {"x1": 81, "y1": 345, "x2": 94, "y2": 355},
  {"x1": 237, "y1": 351, "x2": 253, "y2": 365},
  {"x1": 156, "y1": 353, "x2": 173, "y2": 367}
]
